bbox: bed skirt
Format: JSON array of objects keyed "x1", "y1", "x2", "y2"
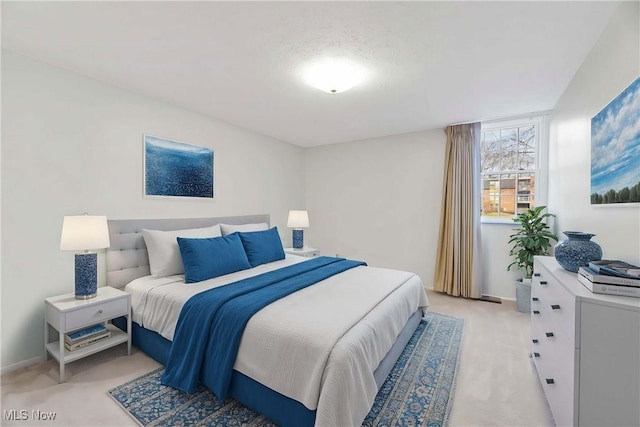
[{"x1": 113, "y1": 308, "x2": 422, "y2": 426}]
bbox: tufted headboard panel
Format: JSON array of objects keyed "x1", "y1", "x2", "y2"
[{"x1": 106, "y1": 214, "x2": 270, "y2": 288}]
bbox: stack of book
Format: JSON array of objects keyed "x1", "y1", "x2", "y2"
[
  {"x1": 577, "y1": 260, "x2": 640, "y2": 298},
  {"x1": 64, "y1": 323, "x2": 111, "y2": 351}
]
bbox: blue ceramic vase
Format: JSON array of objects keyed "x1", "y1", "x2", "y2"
[{"x1": 554, "y1": 231, "x2": 602, "y2": 273}]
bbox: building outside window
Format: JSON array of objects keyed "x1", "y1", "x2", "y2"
[{"x1": 480, "y1": 115, "x2": 549, "y2": 222}]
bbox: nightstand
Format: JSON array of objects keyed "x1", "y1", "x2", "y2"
[
  {"x1": 284, "y1": 247, "x2": 320, "y2": 258},
  {"x1": 44, "y1": 286, "x2": 131, "y2": 383}
]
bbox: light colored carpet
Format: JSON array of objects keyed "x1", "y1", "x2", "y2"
[
  {"x1": 0, "y1": 290, "x2": 554, "y2": 426},
  {"x1": 429, "y1": 291, "x2": 554, "y2": 427}
]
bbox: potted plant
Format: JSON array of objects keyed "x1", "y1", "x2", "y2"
[{"x1": 507, "y1": 206, "x2": 557, "y2": 313}]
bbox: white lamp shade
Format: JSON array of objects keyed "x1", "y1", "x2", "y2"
[
  {"x1": 60, "y1": 215, "x2": 110, "y2": 251},
  {"x1": 287, "y1": 210, "x2": 309, "y2": 228}
]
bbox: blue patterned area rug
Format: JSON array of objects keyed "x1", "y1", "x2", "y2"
[{"x1": 108, "y1": 312, "x2": 463, "y2": 427}]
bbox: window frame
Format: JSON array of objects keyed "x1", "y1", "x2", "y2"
[{"x1": 480, "y1": 114, "x2": 549, "y2": 224}]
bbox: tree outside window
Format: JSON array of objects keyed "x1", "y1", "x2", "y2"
[{"x1": 481, "y1": 120, "x2": 543, "y2": 220}]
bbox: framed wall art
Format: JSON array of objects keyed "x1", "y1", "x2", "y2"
[
  {"x1": 143, "y1": 135, "x2": 214, "y2": 199},
  {"x1": 590, "y1": 77, "x2": 639, "y2": 205}
]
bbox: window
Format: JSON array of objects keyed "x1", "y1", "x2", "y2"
[{"x1": 480, "y1": 115, "x2": 548, "y2": 222}]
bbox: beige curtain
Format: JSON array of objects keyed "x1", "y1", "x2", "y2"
[{"x1": 433, "y1": 122, "x2": 483, "y2": 298}]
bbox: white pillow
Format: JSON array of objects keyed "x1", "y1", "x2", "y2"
[
  {"x1": 142, "y1": 225, "x2": 222, "y2": 277},
  {"x1": 219, "y1": 223, "x2": 269, "y2": 236}
]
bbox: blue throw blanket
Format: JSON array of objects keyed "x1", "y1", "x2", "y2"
[{"x1": 161, "y1": 256, "x2": 366, "y2": 398}]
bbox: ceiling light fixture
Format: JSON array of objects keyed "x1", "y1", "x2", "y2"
[{"x1": 302, "y1": 58, "x2": 366, "y2": 94}]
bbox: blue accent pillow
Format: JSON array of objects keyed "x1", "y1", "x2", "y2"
[
  {"x1": 177, "y1": 233, "x2": 251, "y2": 283},
  {"x1": 238, "y1": 227, "x2": 286, "y2": 268}
]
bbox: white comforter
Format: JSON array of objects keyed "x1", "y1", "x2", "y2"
[{"x1": 125, "y1": 255, "x2": 428, "y2": 426}]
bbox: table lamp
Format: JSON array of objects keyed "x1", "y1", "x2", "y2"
[
  {"x1": 287, "y1": 210, "x2": 309, "y2": 249},
  {"x1": 60, "y1": 214, "x2": 110, "y2": 299}
]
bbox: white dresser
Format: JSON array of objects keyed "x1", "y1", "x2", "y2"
[{"x1": 531, "y1": 257, "x2": 640, "y2": 426}]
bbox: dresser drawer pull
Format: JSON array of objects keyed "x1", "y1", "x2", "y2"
[
  {"x1": 532, "y1": 339, "x2": 539, "y2": 344},
  {"x1": 533, "y1": 352, "x2": 540, "y2": 358},
  {"x1": 539, "y1": 281, "x2": 548, "y2": 285},
  {"x1": 533, "y1": 310, "x2": 540, "y2": 315},
  {"x1": 545, "y1": 378, "x2": 555, "y2": 385},
  {"x1": 551, "y1": 304, "x2": 560, "y2": 310},
  {"x1": 545, "y1": 332, "x2": 554, "y2": 338},
  {"x1": 98, "y1": 309, "x2": 104, "y2": 314},
  {"x1": 533, "y1": 273, "x2": 541, "y2": 277},
  {"x1": 532, "y1": 297, "x2": 539, "y2": 301}
]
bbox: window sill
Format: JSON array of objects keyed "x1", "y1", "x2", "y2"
[{"x1": 481, "y1": 218, "x2": 516, "y2": 225}]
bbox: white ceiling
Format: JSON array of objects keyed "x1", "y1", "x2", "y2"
[{"x1": 1, "y1": 1, "x2": 619, "y2": 147}]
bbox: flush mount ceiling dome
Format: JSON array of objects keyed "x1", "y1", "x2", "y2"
[{"x1": 302, "y1": 58, "x2": 367, "y2": 94}]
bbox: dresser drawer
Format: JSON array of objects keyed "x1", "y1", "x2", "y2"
[
  {"x1": 533, "y1": 334, "x2": 575, "y2": 427},
  {"x1": 543, "y1": 279, "x2": 576, "y2": 341},
  {"x1": 542, "y1": 375, "x2": 575, "y2": 427},
  {"x1": 65, "y1": 298, "x2": 128, "y2": 331},
  {"x1": 533, "y1": 319, "x2": 576, "y2": 396},
  {"x1": 533, "y1": 271, "x2": 576, "y2": 343},
  {"x1": 531, "y1": 273, "x2": 551, "y2": 300}
]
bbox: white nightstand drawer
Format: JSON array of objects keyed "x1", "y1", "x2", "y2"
[
  {"x1": 284, "y1": 247, "x2": 320, "y2": 258},
  {"x1": 65, "y1": 298, "x2": 128, "y2": 331}
]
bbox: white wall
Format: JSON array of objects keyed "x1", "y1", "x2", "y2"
[
  {"x1": 481, "y1": 223, "x2": 521, "y2": 299},
  {"x1": 303, "y1": 128, "x2": 527, "y2": 300},
  {"x1": 549, "y1": 2, "x2": 640, "y2": 265},
  {"x1": 304, "y1": 130, "x2": 446, "y2": 289},
  {"x1": 1, "y1": 51, "x2": 305, "y2": 370}
]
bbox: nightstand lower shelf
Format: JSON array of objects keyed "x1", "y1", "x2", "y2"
[{"x1": 45, "y1": 324, "x2": 128, "y2": 364}]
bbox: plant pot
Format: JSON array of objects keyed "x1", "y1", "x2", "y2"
[
  {"x1": 554, "y1": 231, "x2": 602, "y2": 273},
  {"x1": 515, "y1": 278, "x2": 532, "y2": 313}
]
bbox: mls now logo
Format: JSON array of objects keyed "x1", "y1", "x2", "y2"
[
  {"x1": 3, "y1": 410, "x2": 28, "y2": 420},
  {"x1": 4, "y1": 409, "x2": 57, "y2": 421}
]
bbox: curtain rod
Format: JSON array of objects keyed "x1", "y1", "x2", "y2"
[{"x1": 449, "y1": 110, "x2": 552, "y2": 127}]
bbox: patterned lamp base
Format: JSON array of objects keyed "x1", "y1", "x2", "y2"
[
  {"x1": 75, "y1": 253, "x2": 98, "y2": 299},
  {"x1": 292, "y1": 229, "x2": 304, "y2": 249}
]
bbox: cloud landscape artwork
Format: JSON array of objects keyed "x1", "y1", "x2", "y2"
[{"x1": 590, "y1": 77, "x2": 640, "y2": 204}]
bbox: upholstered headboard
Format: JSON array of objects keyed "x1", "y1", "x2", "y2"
[{"x1": 106, "y1": 214, "x2": 270, "y2": 288}]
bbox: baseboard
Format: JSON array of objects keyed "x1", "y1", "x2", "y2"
[
  {"x1": 480, "y1": 294, "x2": 516, "y2": 303},
  {"x1": 479, "y1": 295, "x2": 502, "y2": 304},
  {"x1": 426, "y1": 287, "x2": 516, "y2": 303},
  {"x1": 0, "y1": 355, "x2": 44, "y2": 376}
]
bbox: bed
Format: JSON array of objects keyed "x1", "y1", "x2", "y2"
[{"x1": 107, "y1": 215, "x2": 428, "y2": 427}]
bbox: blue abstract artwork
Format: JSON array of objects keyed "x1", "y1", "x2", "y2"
[
  {"x1": 144, "y1": 135, "x2": 214, "y2": 199},
  {"x1": 591, "y1": 77, "x2": 640, "y2": 204}
]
